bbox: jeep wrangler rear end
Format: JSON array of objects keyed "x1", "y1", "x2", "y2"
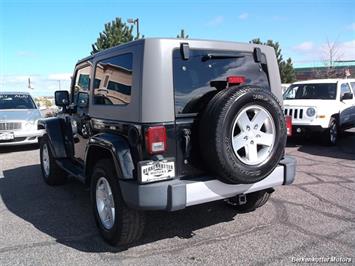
[{"x1": 38, "y1": 38, "x2": 296, "y2": 246}]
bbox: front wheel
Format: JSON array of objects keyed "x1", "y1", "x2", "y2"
[
  {"x1": 91, "y1": 159, "x2": 145, "y2": 246},
  {"x1": 322, "y1": 118, "x2": 338, "y2": 145},
  {"x1": 39, "y1": 135, "x2": 67, "y2": 186}
]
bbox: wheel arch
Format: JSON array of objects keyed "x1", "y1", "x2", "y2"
[
  {"x1": 84, "y1": 133, "x2": 135, "y2": 185},
  {"x1": 38, "y1": 117, "x2": 68, "y2": 158}
]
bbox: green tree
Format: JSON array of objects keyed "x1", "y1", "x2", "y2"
[
  {"x1": 177, "y1": 29, "x2": 189, "y2": 39},
  {"x1": 43, "y1": 98, "x2": 53, "y2": 107},
  {"x1": 91, "y1": 17, "x2": 134, "y2": 54},
  {"x1": 250, "y1": 38, "x2": 296, "y2": 83}
]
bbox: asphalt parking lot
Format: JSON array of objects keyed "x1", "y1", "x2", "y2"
[{"x1": 1, "y1": 130, "x2": 354, "y2": 265}]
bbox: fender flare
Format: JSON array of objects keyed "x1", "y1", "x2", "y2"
[
  {"x1": 85, "y1": 133, "x2": 135, "y2": 180},
  {"x1": 38, "y1": 117, "x2": 68, "y2": 158}
]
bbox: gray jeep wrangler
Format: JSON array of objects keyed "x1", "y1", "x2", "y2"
[{"x1": 38, "y1": 38, "x2": 296, "y2": 246}]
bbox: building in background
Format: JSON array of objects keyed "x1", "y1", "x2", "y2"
[{"x1": 294, "y1": 60, "x2": 355, "y2": 81}]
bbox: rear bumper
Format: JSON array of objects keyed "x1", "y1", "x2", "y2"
[
  {"x1": 119, "y1": 156, "x2": 297, "y2": 211},
  {"x1": 0, "y1": 129, "x2": 45, "y2": 146}
]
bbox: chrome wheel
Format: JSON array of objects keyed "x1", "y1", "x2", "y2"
[
  {"x1": 42, "y1": 143, "x2": 50, "y2": 177},
  {"x1": 96, "y1": 177, "x2": 115, "y2": 230},
  {"x1": 231, "y1": 105, "x2": 276, "y2": 165},
  {"x1": 329, "y1": 122, "x2": 337, "y2": 144}
]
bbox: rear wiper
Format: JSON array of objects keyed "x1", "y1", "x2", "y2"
[{"x1": 201, "y1": 54, "x2": 245, "y2": 62}]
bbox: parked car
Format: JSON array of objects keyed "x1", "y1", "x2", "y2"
[
  {"x1": 283, "y1": 79, "x2": 355, "y2": 144},
  {"x1": 0, "y1": 92, "x2": 44, "y2": 146},
  {"x1": 38, "y1": 38, "x2": 296, "y2": 246}
]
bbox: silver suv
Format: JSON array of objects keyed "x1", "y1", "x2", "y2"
[{"x1": 38, "y1": 38, "x2": 296, "y2": 246}]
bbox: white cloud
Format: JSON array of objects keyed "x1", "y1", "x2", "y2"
[
  {"x1": 347, "y1": 22, "x2": 355, "y2": 31},
  {"x1": 16, "y1": 51, "x2": 36, "y2": 57},
  {"x1": 238, "y1": 13, "x2": 249, "y2": 20},
  {"x1": 272, "y1": 15, "x2": 287, "y2": 21},
  {"x1": 206, "y1": 16, "x2": 224, "y2": 26},
  {"x1": 292, "y1": 40, "x2": 355, "y2": 63},
  {"x1": 48, "y1": 73, "x2": 72, "y2": 81},
  {"x1": 293, "y1": 41, "x2": 315, "y2": 52},
  {"x1": 0, "y1": 73, "x2": 71, "y2": 97}
]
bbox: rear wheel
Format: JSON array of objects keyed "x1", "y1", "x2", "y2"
[
  {"x1": 199, "y1": 86, "x2": 287, "y2": 184},
  {"x1": 39, "y1": 135, "x2": 67, "y2": 185},
  {"x1": 91, "y1": 159, "x2": 145, "y2": 246}
]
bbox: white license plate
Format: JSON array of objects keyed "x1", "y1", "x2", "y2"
[
  {"x1": 0, "y1": 132, "x2": 15, "y2": 140},
  {"x1": 138, "y1": 159, "x2": 175, "y2": 183}
]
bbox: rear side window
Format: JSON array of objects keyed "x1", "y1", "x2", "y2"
[
  {"x1": 173, "y1": 49, "x2": 270, "y2": 114},
  {"x1": 93, "y1": 53, "x2": 133, "y2": 105}
]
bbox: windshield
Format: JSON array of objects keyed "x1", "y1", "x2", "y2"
[
  {"x1": 283, "y1": 83, "x2": 337, "y2": 100},
  {"x1": 0, "y1": 94, "x2": 36, "y2": 109}
]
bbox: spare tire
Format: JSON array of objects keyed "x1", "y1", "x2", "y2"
[{"x1": 199, "y1": 85, "x2": 286, "y2": 184}]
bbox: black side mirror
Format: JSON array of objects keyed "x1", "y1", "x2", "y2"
[
  {"x1": 341, "y1": 92, "x2": 353, "y2": 101},
  {"x1": 55, "y1": 90, "x2": 70, "y2": 107},
  {"x1": 77, "y1": 92, "x2": 89, "y2": 108}
]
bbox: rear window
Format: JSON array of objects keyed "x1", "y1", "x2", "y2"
[{"x1": 173, "y1": 49, "x2": 270, "y2": 114}]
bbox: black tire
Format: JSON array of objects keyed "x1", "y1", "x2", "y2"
[
  {"x1": 39, "y1": 135, "x2": 67, "y2": 186},
  {"x1": 90, "y1": 159, "x2": 145, "y2": 246},
  {"x1": 322, "y1": 118, "x2": 338, "y2": 146},
  {"x1": 225, "y1": 189, "x2": 272, "y2": 212},
  {"x1": 199, "y1": 86, "x2": 287, "y2": 184}
]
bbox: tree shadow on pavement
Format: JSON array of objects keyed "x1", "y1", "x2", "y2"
[
  {"x1": 286, "y1": 130, "x2": 355, "y2": 161},
  {"x1": 0, "y1": 164, "x2": 239, "y2": 253}
]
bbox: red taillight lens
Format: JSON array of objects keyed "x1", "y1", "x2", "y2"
[
  {"x1": 145, "y1": 126, "x2": 167, "y2": 154},
  {"x1": 227, "y1": 76, "x2": 246, "y2": 85},
  {"x1": 285, "y1": 115, "x2": 292, "y2": 136}
]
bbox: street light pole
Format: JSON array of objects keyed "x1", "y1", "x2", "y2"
[
  {"x1": 127, "y1": 18, "x2": 140, "y2": 39},
  {"x1": 136, "y1": 18, "x2": 139, "y2": 39}
]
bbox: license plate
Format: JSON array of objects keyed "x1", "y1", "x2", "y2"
[
  {"x1": 0, "y1": 132, "x2": 15, "y2": 140},
  {"x1": 138, "y1": 159, "x2": 175, "y2": 183}
]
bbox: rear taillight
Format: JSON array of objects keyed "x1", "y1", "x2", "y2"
[
  {"x1": 285, "y1": 115, "x2": 292, "y2": 136},
  {"x1": 145, "y1": 126, "x2": 167, "y2": 155}
]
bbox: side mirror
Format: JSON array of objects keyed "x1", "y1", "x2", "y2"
[
  {"x1": 55, "y1": 90, "x2": 69, "y2": 107},
  {"x1": 77, "y1": 92, "x2": 89, "y2": 108},
  {"x1": 341, "y1": 92, "x2": 353, "y2": 101}
]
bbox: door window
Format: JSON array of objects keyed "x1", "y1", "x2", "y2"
[
  {"x1": 340, "y1": 83, "x2": 351, "y2": 97},
  {"x1": 350, "y1": 82, "x2": 355, "y2": 94},
  {"x1": 72, "y1": 63, "x2": 92, "y2": 110}
]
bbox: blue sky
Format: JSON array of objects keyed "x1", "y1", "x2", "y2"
[{"x1": 0, "y1": 0, "x2": 354, "y2": 96}]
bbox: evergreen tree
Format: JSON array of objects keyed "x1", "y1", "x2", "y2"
[
  {"x1": 177, "y1": 29, "x2": 189, "y2": 39},
  {"x1": 250, "y1": 38, "x2": 296, "y2": 83},
  {"x1": 91, "y1": 17, "x2": 134, "y2": 54}
]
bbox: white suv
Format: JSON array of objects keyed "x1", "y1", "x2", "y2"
[{"x1": 283, "y1": 79, "x2": 355, "y2": 145}]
